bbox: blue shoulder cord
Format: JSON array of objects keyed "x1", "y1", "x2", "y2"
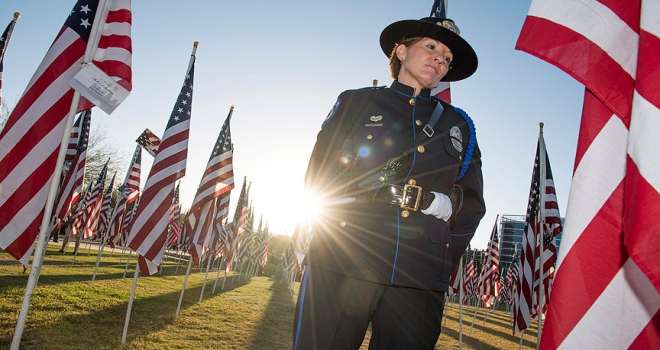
[{"x1": 453, "y1": 107, "x2": 476, "y2": 181}]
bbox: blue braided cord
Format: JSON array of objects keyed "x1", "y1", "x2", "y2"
[
  {"x1": 453, "y1": 107, "x2": 476, "y2": 181},
  {"x1": 451, "y1": 232, "x2": 474, "y2": 237}
]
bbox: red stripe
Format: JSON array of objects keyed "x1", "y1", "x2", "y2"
[
  {"x1": 574, "y1": 90, "x2": 613, "y2": 170},
  {"x1": 3, "y1": 207, "x2": 44, "y2": 261},
  {"x1": 599, "y1": 0, "x2": 640, "y2": 32},
  {"x1": 106, "y1": 8, "x2": 132, "y2": 24},
  {"x1": 127, "y1": 189, "x2": 173, "y2": 251},
  {"x1": 635, "y1": 30, "x2": 660, "y2": 108},
  {"x1": 624, "y1": 162, "x2": 660, "y2": 292},
  {"x1": 515, "y1": 16, "x2": 634, "y2": 123},
  {"x1": 629, "y1": 309, "x2": 660, "y2": 349}
]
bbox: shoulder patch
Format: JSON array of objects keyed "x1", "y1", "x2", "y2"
[{"x1": 322, "y1": 97, "x2": 342, "y2": 128}]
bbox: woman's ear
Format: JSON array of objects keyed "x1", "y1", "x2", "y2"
[{"x1": 396, "y1": 44, "x2": 407, "y2": 62}]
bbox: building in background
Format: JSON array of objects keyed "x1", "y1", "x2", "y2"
[{"x1": 498, "y1": 214, "x2": 563, "y2": 270}]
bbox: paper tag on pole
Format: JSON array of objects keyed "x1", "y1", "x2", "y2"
[{"x1": 69, "y1": 63, "x2": 130, "y2": 114}]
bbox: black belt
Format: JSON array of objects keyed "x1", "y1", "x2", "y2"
[{"x1": 373, "y1": 183, "x2": 434, "y2": 211}]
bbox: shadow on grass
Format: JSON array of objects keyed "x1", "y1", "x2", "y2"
[
  {"x1": 1, "y1": 275, "x2": 249, "y2": 349},
  {"x1": 442, "y1": 311, "x2": 538, "y2": 349},
  {"x1": 248, "y1": 277, "x2": 298, "y2": 349}
]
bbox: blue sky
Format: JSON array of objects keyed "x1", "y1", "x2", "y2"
[{"x1": 1, "y1": 1, "x2": 584, "y2": 250}]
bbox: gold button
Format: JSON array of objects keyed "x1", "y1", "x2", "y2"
[
  {"x1": 417, "y1": 145, "x2": 425, "y2": 153},
  {"x1": 409, "y1": 98, "x2": 415, "y2": 106},
  {"x1": 445, "y1": 243, "x2": 450, "y2": 249},
  {"x1": 415, "y1": 120, "x2": 422, "y2": 126},
  {"x1": 407, "y1": 179, "x2": 416, "y2": 186},
  {"x1": 401, "y1": 210, "x2": 410, "y2": 218},
  {"x1": 378, "y1": 176, "x2": 386, "y2": 182},
  {"x1": 366, "y1": 135, "x2": 373, "y2": 140},
  {"x1": 339, "y1": 221, "x2": 346, "y2": 227}
]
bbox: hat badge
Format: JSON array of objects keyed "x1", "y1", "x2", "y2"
[
  {"x1": 370, "y1": 115, "x2": 383, "y2": 122},
  {"x1": 436, "y1": 20, "x2": 460, "y2": 35}
]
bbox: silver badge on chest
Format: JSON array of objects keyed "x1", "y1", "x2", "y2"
[{"x1": 450, "y1": 126, "x2": 463, "y2": 152}]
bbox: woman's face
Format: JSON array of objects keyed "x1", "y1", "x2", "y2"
[{"x1": 396, "y1": 38, "x2": 453, "y2": 91}]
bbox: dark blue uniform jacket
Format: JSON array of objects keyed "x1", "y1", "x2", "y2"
[{"x1": 304, "y1": 80, "x2": 486, "y2": 292}]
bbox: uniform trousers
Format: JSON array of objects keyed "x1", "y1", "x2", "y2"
[{"x1": 293, "y1": 266, "x2": 445, "y2": 350}]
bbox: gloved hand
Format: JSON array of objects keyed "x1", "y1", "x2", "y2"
[{"x1": 421, "y1": 191, "x2": 452, "y2": 222}]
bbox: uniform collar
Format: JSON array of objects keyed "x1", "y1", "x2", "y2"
[{"x1": 390, "y1": 80, "x2": 432, "y2": 98}]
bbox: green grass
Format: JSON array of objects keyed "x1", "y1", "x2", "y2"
[{"x1": 1, "y1": 244, "x2": 538, "y2": 349}]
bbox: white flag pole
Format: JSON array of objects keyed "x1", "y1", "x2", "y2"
[
  {"x1": 10, "y1": 1, "x2": 110, "y2": 347},
  {"x1": 458, "y1": 255, "x2": 464, "y2": 350},
  {"x1": 537, "y1": 123, "x2": 547, "y2": 350},
  {"x1": 212, "y1": 256, "x2": 226, "y2": 294},
  {"x1": 121, "y1": 264, "x2": 140, "y2": 344},
  {"x1": 175, "y1": 256, "x2": 194, "y2": 318},
  {"x1": 199, "y1": 250, "x2": 213, "y2": 302},
  {"x1": 123, "y1": 250, "x2": 132, "y2": 278}
]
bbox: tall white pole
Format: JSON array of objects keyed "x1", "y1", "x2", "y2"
[
  {"x1": 537, "y1": 123, "x2": 546, "y2": 349},
  {"x1": 212, "y1": 256, "x2": 225, "y2": 294},
  {"x1": 121, "y1": 265, "x2": 140, "y2": 344},
  {"x1": 199, "y1": 252, "x2": 213, "y2": 302},
  {"x1": 458, "y1": 255, "x2": 464, "y2": 350},
  {"x1": 175, "y1": 256, "x2": 193, "y2": 318},
  {"x1": 10, "y1": 2, "x2": 110, "y2": 348}
]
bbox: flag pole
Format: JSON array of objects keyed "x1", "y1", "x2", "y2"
[
  {"x1": 537, "y1": 122, "x2": 546, "y2": 349},
  {"x1": 121, "y1": 264, "x2": 140, "y2": 344},
  {"x1": 10, "y1": 1, "x2": 109, "y2": 348},
  {"x1": 175, "y1": 256, "x2": 194, "y2": 317},
  {"x1": 212, "y1": 256, "x2": 225, "y2": 294},
  {"x1": 199, "y1": 248, "x2": 214, "y2": 302},
  {"x1": 94, "y1": 167, "x2": 129, "y2": 281},
  {"x1": 458, "y1": 255, "x2": 464, "y2": 350}
]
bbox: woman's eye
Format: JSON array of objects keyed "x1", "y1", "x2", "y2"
[
  {"x1": 444, "y1": 57, "x2": 452, "y2": 64},
  {"x1": 427, "y1": 44, "x2": 435, "y2": 50}
]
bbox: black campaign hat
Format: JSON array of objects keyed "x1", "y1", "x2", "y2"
[{"x1": 380, "y1": 17, "x2": 478, "y2": 82}]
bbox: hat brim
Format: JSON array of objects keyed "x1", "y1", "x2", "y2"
[{"x1": 380, "y1": 18, "x2": 478, "y2": 82}]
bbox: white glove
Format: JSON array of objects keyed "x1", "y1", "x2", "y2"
[{"x1": 421, "y1": 191, "x2": 452, "y2": 222}]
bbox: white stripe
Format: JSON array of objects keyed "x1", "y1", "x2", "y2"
[
  {"x1": 629, "y1": 91, "x2": 660, "y2": 193},
  {"x1": 108, "y1": 0, "x2": 131, "y2": 11},
  {"x1": 558, "y1": 259, "x2": 660, "y2": 349},
  {"x1": 143, "y1": 159, "x2": 186, "y2": 189},
  {"x1": 528, "y1": 0, "x2": 638, "y2": 78},
  {"x1": 25, "y1": 28, "x2": 80, "y2": 91},
  {"x1": 100, "y1": 22, "x2": 131, "y2": 37},
  {"x1": 641, "y1": 0, "x2": 660, "y2": 39},
  {"x1": 160, "y1": 120, "x2": 190, "y2": 143},
  {"x1": 93, "y1": 46, "x2": 131, "y2": 66},
  {"x1": 556, "y1": 116, "x2": 627, "y2": 270},
  {"x1": 129, "y1": 190, "x2": 172, "y2": 256},
  {"x1": 0, "y1": 180, "x2": 51, "y2": 261},
  {"x1": 0, "y1": 117, "x2": 67, "y2": 207}
]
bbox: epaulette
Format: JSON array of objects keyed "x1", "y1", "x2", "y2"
[{"x1": 453, "y1": 106, "x2": 476, "y2": 181}]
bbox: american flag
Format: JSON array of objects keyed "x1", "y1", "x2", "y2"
[
  {"x1": 222, "y1": 177, "x2": 248, "y2": 272},
  {"x1": 429, "y1": 0, "x2": 451, "y2": 103},
  {"x1": 96, "y1": 171, "x2": 115, "y2": 239},
  {"x1": 107, "y1": 144, "x2": 140, "y2": 247},
  {"x1": 462, "y1": 246, "x2": 476, "y2": 304},
  {"x1": 126, "y1": 43, "x2": 195, "y2": 275},
  {"x1": 52, "y1": 110, "x2": 92, "y2": 227},
  {"x1": 516, "y1": 0, "x2": 660, "y2": 348},
  {"x1": 477, "y1": 215, "x2": 500, "y2": 308},
  {"x1": 508, "y1": 251, "x2": 521, "y2": 309},
  {"x1": 447, "y1": 263, "x2": 461, "y2": 296},
  {"x1": 0, "y1": 0, "x2": 132, "y2": 266},
  {"x1": 184, "y1": 105, "x2": 234, "y2": 266},
  {"x1": 0, "y1": 12, "x2": 19, "y2": 107},
  {"x1": 82, "y1": 160, "x2": 109, "y2": 238},
  {"x1": 62, "y1": 111, "x2": 87, "y2": 178},
  {"x1": 165, "y1": 182, "x2": 181, "y2": 249},
  {"x1": 212, "y1": 189, "x2": 231, "y2": 256},
  {"x1": 136, "y1": 128, "x2": 161, "y2": 157},
  {"x1": 513, "y1": 127, "x2": 561, "y2": 333}
]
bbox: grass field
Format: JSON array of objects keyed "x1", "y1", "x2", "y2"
[{"x1": 1, "y1": 243, "x2": 539, "y2": 349}]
